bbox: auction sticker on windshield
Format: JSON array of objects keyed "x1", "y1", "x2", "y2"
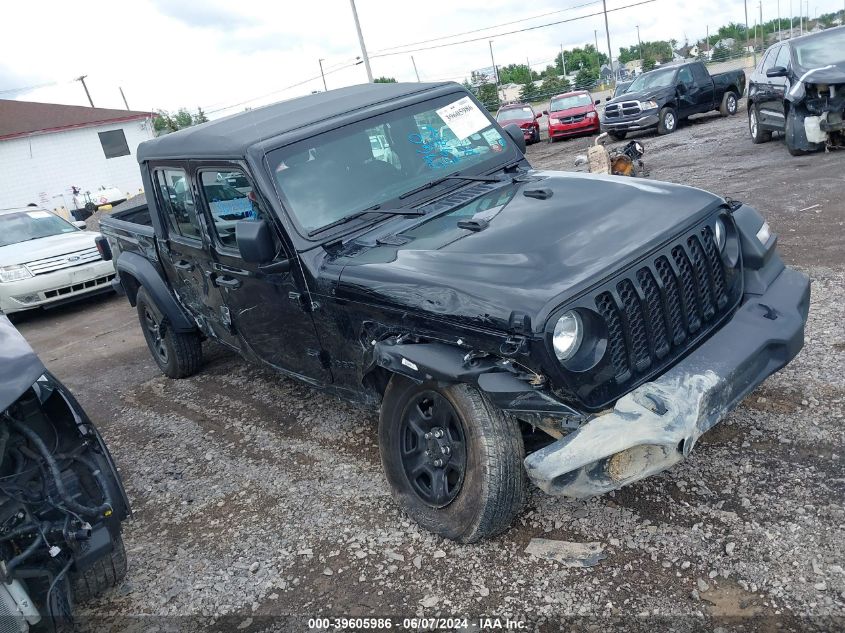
[
  {"x1": 436, "y1": 96, "x2": 490, "y2": 140},
  {"x1": 27, "y1": 211, "x2": 51, "y2": 219}
]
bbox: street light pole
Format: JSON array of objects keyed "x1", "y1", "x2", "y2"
[
  {"x1": 636, "y1": 24, "x2": 642, "y2": 60},
  {"x1": 489, "y1": 40, "x2": 501, "y2": 102},
  {"x1": 411, "y1": 56, "x2": 420, "y2": 82},
  {"x1": 318, "y1": 59, "x2": 327, "y2": 91},
  {"x1": 602, "y1": 0, "x2": 615, "y2": 85},
  {"x1": 348, "y1": 0, "x2": 373, "y2": 83},
  {"x1": 560, "y1": 43, "x2": 567, "y2": 76},
  {"x1": 744, "y1": 0, "x2": 755, "y2": 64}
]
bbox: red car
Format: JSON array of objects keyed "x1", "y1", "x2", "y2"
[
  {"x1": 544, "y1": 90, "x2": 601, "y2": 141},
  {"x1": 496, "y1": 103, "x2": 541, "y2": 144}
]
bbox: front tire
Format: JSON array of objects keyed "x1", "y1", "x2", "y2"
[
  {"x1": 136, "y1": 287, "x2": 202, "y2": 379},
  {"x1": 657, "y1": 107, "x2": 677, "y2": 134},
  {"x1": 379, "y1": 376, "x2": 525, "y2": 543},
  {"x1": 71, "y1": 533, "x2": 128, "y2": 603},
  {"x1": 607, "y1": 130, "x2": 627, "y2": 141},
  {"x1": 720, "y1": 91, "x2": 739, "y2": 116}
]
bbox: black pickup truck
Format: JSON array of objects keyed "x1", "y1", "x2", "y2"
[
  {"x1": 601, "y1": 61, "x2": 746, "y2": 139},
  {"x1": 100, "y1": 82, "x2": 808, "y2": 543}
]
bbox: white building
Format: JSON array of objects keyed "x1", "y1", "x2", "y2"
[{"x1": 0, "y1": 99, "x2": 154, "y2": 212}]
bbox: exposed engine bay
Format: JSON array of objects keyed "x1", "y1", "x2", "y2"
[{"x1": 0, "y1": 317, "x2": 129, "y2": 631}]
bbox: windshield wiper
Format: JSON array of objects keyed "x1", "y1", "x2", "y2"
[
  {"x1": 307, "y1": 206, "x2": 426, "y2": 237},
  {"x1": 399, "y1": 174, "x2": 505, "y2": 200}
]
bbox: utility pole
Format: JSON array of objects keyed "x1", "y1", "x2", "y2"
[
  {"x1": 759, "y1": 1, "x2": 764, "y2": 47},
  {"x1": 489, "y1": 40, "x2": 501, "y2": 102},
  {"x1": 75, "y1": 75, "x2": 94, "y2": 107},
  {"x1": 560, "y1": 44, "x2": 566, "y2": 76},
  {"x1": 778, "y1": 0, "x2": 782, "y2": 41},
  {"x1": 636, "y1": 25, "x2": 642, "y2": 60},
  {"x1": 706, "y1": 25, "x2": 710, "y2": 52},
  {"x1": 348, "y1": 0, "x2": 373, "y2": 83},
  {"x1": 744, "y1": 0, "x2": 755, "y2": 65},
  {"x1": 318, "y1": 59, "x2": 327, "y2": 91},
  {"x1": 594, "y1": 29, "x2": 600, "y2": 64},
  {"x1": 119, "y1": 86, "x2": 129, "y2": 110},
  {"x1": 411, "y1": 56, "x2": 420, "y2": 82},
  {"x1": 602, "y1": 0, "x2": 615, "y2": 86}
]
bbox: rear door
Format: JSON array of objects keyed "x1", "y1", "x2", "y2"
[
  {"x1": 690, "y1": 62, "x2": 715, "y2": 112},
  {"x1": 152, "y1": 165, "x2": 235, "y2": 345},
  {"x1": 756, "y1": 46, "x2": 781, "y2": 129},
  {"x1": 194, "y1": 162, "x2": 331, "y2": 382}
]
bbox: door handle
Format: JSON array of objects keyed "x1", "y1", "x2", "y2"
[
  {"x1": 173, "y1": 260, "x2": 194, "y2": 271},
  {"x1": 212, "y1": 275, "x2": 241, "y2": 289}
]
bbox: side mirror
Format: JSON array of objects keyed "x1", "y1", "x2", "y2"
[
  {"x1": 594, "y1": 100, "x2": 601, "y2": 106},
  {"x1": 676, "y1": 82, "x2": 688, "y2": 94},
  {"x1": 535, "y1": 112, "x2": 543, "y2": 119},
  {"x1": 766, "y1": 66, "x2": 788, "y2": 78},
  {"x1": 502, "y1": 123, "x2": 526, "y2": 154},
  {"x1": 604, "y1": 97, "x2": 610, "y2": 102},
  {"x1": 73, "y1": 220, "x2": 87, "y2": 229},
  {"x1": 542, "y1": 110, "x2": 549, "y2": 116},
  {"x1": 236, "y1": 220, "x2": 276, "y2": 264}
]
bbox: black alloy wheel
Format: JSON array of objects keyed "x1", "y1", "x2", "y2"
[
  {"x1": 398, "y1": 391, "x2": 466, "y2": 507},
  {"x1": 143, "y1": 305, "x2": 168, "y2": 365}
]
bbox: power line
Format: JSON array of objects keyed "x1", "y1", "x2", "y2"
[
  {"x1": 369, "y1": 0, "x2": 659, "y2": 59},
  {"x1": 370, "y1": 0, "x2": 603, "y2": 55},
  {"x1": 0, "y1": 79, "x2": 62, "y2": 96}
]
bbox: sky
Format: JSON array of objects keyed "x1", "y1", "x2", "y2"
[{"x1": 2, "y1": 0, "x2": 842, "y2": 118}]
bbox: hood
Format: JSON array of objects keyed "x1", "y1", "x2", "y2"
[
  {"x1": 500, "y1": 117, "x2": 536, "y2": 127},
  {"x1": 549, "y1": 103, "x2": 595, "y2": 117},
  {"x1": 334, "y1": 172, "x2": 723, "y2": 333},
  {"x1": 0, "y1": 315, "x2": 45, "y2": 412},
  {"x1": 607, "y1": 86, "x2": 673, "y2": 105},
  {"x1": 0, "y1": 231, "x2": 99, "y2": 267}
]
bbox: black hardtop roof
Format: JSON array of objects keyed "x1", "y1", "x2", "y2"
[{"x1": 137, "y1": 81, "x2": 454, "y2": 162}]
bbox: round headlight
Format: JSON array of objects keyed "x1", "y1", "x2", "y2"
[
  {"x1": 713, "y1": 218, "x2": 726, "y2": 251},
  {"x1": 553, "y1": 311, "x2": 583, "y2": 361}
]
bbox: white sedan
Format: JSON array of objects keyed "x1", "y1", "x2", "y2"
[{"x1": 0, "y1": 207, "x2": 116, "y2": 314}]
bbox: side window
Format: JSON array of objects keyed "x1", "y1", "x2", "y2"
[
  {"x1": 154, "y1": 168, "x2": 201, "y2": 240},
  {"x1": 690, "y1": 63, "x2": 709, "y2": 85},
  {"x1": 775, "y1": 45, "x2": 791, "y2": 69},
  {"x1": 198, "y1": 169, "x2": 266, "y2": 250},
  {"x1": 761, "y1": 47, "x2": 779, "y2": 72},
  {"x1": 678, "y1": 66, "x2": 694, "y2": 86}
]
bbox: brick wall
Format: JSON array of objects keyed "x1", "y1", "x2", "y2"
[{"x1": 0, "y1": 118, "x2": 154, "y2": 211}]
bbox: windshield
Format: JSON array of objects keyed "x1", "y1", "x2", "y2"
[
  {"x1": 0, "y1": 210, "x2": 79, "y2": 247},
  {"x1": 792, "y1": 28, "x2": 845, "y2": 68},
  {"x1": 626, "y1": 67, "x2": 677, "y2": 93},
  {"x1": 549, "y1": 94, "x2": 592, "y2": 110},
  {"x1": 267, "y1": 93, "x2": 513, "y2": 236},
  {"x1": 497, "y1": 107, "x2": 533, "y2": 121}
]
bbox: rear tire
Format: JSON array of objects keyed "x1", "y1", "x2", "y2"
[
  {"x1": 71, "y1": 533, "x2": 128, "y2": 603},
  {"x1": 720, "y1": 91, "x2": 739, "y2": 116},
  {"x1": 136, "y1": 287, "x2": 202, "y2": 378},
  {"x1": 657, "y1": 107, "x2": 677, "y2": 134},
  {"x1": 748, "y1": 104, "x2": 772, "y2": 144},
  {"x1": 379, "y1": 376, "x2": 525, "y2": 543},
  {"x1": 607, "y1": 130, "x2": 627, "y2": 141}
]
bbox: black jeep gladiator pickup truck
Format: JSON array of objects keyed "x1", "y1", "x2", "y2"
[
  {"x1": 601, "y1": 61, "x2": 746, "y2": 139},
  {"x1": 100, "y1": 82, "x2": 808, "y2": 543}
]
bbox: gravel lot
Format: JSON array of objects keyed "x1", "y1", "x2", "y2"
[{"x1": 13, "y1": 105, "x2": 844, "y2": 632}]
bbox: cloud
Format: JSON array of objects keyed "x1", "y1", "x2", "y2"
[{"x1": 148, "y1": 0, "x2": 258, "y2": 29}]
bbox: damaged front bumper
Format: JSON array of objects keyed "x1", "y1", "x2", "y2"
[{"x1": 524, "y1": 266, "x2": 810, "y2": 498}]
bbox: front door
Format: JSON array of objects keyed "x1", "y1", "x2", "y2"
[
  {"x1": 676, "y1": 66, "x2": 698, "y2": 118},
  {"x1": 194, "y1": 163, "x2": 331, "y2": 383},
  {"x1": 690, "y1": 63, "x2": 715, "y2": 113},
  {"x1": 152, "y1": 166, "x2": 236, "y2": 346}
]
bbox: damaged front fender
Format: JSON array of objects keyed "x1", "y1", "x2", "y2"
[{"x1": 373, "y1": 340, "x2": 585, "y2": 430}]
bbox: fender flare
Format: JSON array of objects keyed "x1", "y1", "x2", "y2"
[
  {"x1": 115, "y1": 252, "x2": 195, "y2": 333},
  {"x1": 373, "y1": 340, "x2": 584, "y2": 427}
]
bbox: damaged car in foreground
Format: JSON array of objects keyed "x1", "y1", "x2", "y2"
[
  {"x1": 748, "y1": 25, "x2": 845, "y2": 154},
  {"x1": 0, "y1": 315, "x2": 129, "y2": 629},
  {"x1": 100, "y1": 82, "x2": 809, "y2": 543}
]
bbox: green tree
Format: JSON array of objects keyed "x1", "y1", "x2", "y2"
[
  {"x1": 710, "y1": 44, "x2": 730, "y2": 62},
  {"x1": 498, "y1": 64, "x2": 532, "y2": 85},
  {"x1": 374, "y1": 76, "x2": 397, "y2": 83},
  {"x1": 518, "y1": 80, "x2": 540, "y2": 102},
  {"x1": 476, "y1": 80, "x2": 500, "y2": 113},
  {"x1": 642, "y1": 58, "x2": 657, "y2": 72},
  {"x1": 538, "y1": 75, "x2": 571, "y2": 99},
  {"x1": 193, "y1": 107, "x2": 208, "y2": 124},
  {"x1": 153, "y1": 107, "x2": 207, "y2": 134},
  {"x1": 555, "y1": 45, "x2": 607, "y2": 76},
  {"x1": 574, "y1": 67, "x2": 599, "y2": 90}
]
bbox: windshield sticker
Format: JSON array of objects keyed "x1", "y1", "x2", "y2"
[
  {"x1": 436, "y1": 96, "x2": 490, "y2": 140},
  {"x1": 26, "y1": 211, "x2": 51, "y2": 219},
  {"x1": 408, "y1": 126, "x2": 464, "y2": 170}
]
